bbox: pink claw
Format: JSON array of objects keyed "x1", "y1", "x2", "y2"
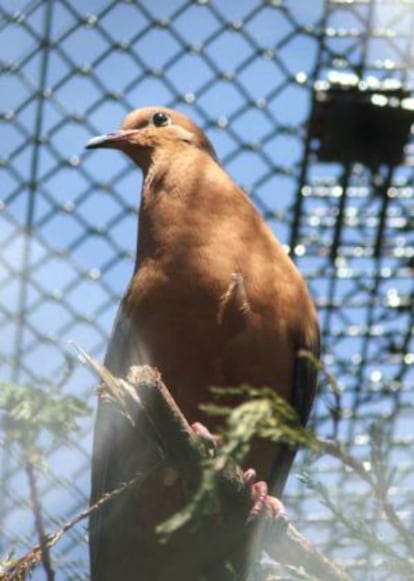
[
  {"x1": 248, "y1": 480, "x2": 268, "y2": 523},
  {"x1": 243, "y1": 468, "x2": 257, "y2": 486},
  {"x1": 190, "y1": 421, "x2": 221, "y2": 456},
  {"x1": 264, "y1": 495, "x2": 286, "y2": 520},
  {"x1": 191, "y1": 421, "x2": 215, "y2": 440},
  {"x1": 244, "y1": 468, "x2": 287, "y2": 524}
]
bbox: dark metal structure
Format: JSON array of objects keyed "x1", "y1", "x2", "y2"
[{"x1": 0, "y1": 1, "x2": 413, "y2": 578}]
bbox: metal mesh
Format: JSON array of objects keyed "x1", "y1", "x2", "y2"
[{"x1": 1, "y1": 0, "x2": 413, "y2": 578}]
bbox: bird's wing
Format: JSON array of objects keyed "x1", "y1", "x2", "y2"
[
  {"x1": 269, "y1": 327, "x2": 320, "y2": 496},
  {"x1": 103, "y1": 304, "x2": 148, "y2": 376},
  {"x1": 292, "y1": 326, "x2": 320, "y2": 427},
  {"x1": 89, "y1": 306, "x2": 147, "y2": 578},
  {"x1": 217, "y1": 269, "x2": 320, "y2": 497},
  {"x1": 91, "y1": 304, "x2": 145, "y2": 499}
]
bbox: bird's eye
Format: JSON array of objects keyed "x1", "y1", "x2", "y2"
[{"x1": 152, "y1": 111, "x2": 170, "y2": 127}]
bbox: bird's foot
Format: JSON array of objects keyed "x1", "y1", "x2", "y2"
[
  {"x1": 191, "y1": 423, "x2": 287, "y2": 526},
  {"x1": 191, "y1": 421, "x2": 221, "y2": 457},
  {"x1": 244, "y1": 468, "x2": 287, "y2": 525}
]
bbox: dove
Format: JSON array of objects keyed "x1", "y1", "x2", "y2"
[{"x1": 86, "y1": 106, "x2": 319, "y2": 578}]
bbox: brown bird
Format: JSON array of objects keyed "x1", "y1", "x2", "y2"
[{"x1": 86, "y1": 107, "x2": 319, "y2": 577}]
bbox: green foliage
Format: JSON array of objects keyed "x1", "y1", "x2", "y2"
[
  {"x1": 2, "y1": 354, "x2": 413, "y2": 581},
  {"x1": 0, "y1": 376, "x2": 91, "y2": 580},
  {"x1": 156, "y1": 455, "x2": 224, "y2": 539},
  {"x1": 0, "y1": 380, "x2": 90, "y2": 448},
  {"x1": 159, "y1": 386, "x2": 317, "y2": 541},
  {"x1": 203, "y1": 385, "x2": 320, "y2": 464},
  {"x1": 163, "y1": 380, "x2": 414, "y2": 579}
]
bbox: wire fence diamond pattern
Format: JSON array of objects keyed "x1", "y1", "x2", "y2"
[{"x1": 0, "y1": 1, "x2": 413, "y2": 578}]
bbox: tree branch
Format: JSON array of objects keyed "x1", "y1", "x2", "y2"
[
  {"x1": 1, "y1": 356, "x2": 350, "y2": 581},
  {"x1": 83, "y1": 352, "x2": 349, "y2": 581}
]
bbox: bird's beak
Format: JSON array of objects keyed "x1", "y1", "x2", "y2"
[{"x1": 85, "y1": 130, "x2": 138, "y2": 150}]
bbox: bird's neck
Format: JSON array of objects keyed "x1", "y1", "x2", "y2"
[
  {"x1": 142, "y1": 156, "x2": 169, "y2": 195},
  {"x1": 133, "y1": 150, "x2": 187, "y2": 271}
]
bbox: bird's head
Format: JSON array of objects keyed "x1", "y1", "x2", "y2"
[{"x1": 86, "y1": 106, "x2": 217, "y2": 171}]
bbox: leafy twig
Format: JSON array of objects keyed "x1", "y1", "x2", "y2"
[
  {"x1": 205, "y1": 382, "x2": 414, "y2": 568},
  {"x1": 319, "y1": 438, "x2": 414, "y2": 555},
  {"x1": 24, "y1": 456, "x2": 54, "y2": 581},
  {"x1": 305, "y1": 476, "x2": 414, "y2": 577},
  {"x1": 1, "y1": 471, "x2": 148, "y2": 580}
]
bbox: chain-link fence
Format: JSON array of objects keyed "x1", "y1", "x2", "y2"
[{"x1": 1, "y1": 0, "x2": 413, "y2": 578}]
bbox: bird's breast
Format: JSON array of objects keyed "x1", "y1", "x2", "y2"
[{"x1": 121, "y1": 258, "x2": 228, "y2": 414}]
